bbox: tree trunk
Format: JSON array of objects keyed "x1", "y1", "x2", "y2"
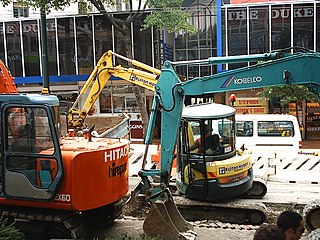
[
  {"x1": 295, "y1": 100, "x2": 301, "y2": 126},
  {"x1": 121, "y1": 29, "x2": 149, "y2": 138}
]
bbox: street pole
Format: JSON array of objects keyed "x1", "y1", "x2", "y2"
[{"x1": 40, "y1": 4, "x2": 49, "y2": 94}]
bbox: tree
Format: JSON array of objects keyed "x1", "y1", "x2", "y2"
[
  {"x1": 258, "y1": 85, "x2": 316, "y2": 126},
  {"x1": 2, "y1": 0, "x2": 195, "y2": 137}
]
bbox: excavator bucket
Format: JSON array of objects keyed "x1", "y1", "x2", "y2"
[{"x1": 143, "y1": 197, "x2": 197, "y2": 240}]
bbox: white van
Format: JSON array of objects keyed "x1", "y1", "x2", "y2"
[{"x1": 235, "y1": 114, "x2": 302, "y2": 155}]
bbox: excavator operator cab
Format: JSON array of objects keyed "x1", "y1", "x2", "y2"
[
  {"x1": 175, "y1": 103, "x2": 253, "y2": 201},
  {"x1": 0, "y1": 94, "x2": 63, "y2": 201},
  {"x1": 180, "y1": 103, "x2": 236, "y2": 159}
]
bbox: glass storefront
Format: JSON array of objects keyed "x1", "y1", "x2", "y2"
[
  {"x1": 222, "y1": 2, "x2": 318, "y2": 63},
  {"x1": 22, "y1": 20, "x2": 40, "y2": 76},
  {"x1": 0, "y1": 1, "x2": 319, "y2": 125},
  {"x1": 222, "y1": 1, "x2": 319, "y2": 139},
  {"x1": 5, "y1": 21, "x2": 23, "y2": 77},
  {"x1": 57, "y1": 17, "x2": 76, "y2": 75},
  {"x1": 0, "y1": 12, "x2": 155, "y2": 116},
  {"x1": 76, "y1": 16, "x2": 94, "y2": 75},
  {"x1": 99, "y1": 84, "x2": 139, "y2": 114},
  {"x1": 175, "y1": 0, "x2": 216, "y2": 79},
  {"x1": 175, "y1": 0, "x2": 319, "y2": 138}
]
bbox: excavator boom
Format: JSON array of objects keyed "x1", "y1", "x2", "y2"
[
  {"x1": 68, "y1": 50, "x2": 160, "y2": 130},
  {"x1": 144, "y1": 50, "x2": 320, "y2": 179}
]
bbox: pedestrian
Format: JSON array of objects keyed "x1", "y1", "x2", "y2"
[
  {"x1": 253, "y1": 224, "x2": 285, "y2": 240},
  {"x1": 277, "y1": 210, "x2": 305, "y2": 240}
]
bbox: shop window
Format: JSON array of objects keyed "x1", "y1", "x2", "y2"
[
  {"x1": 5, "y1": 21, "x2": 23, "y2": 77},
  {"x1": 13, "y1": 2, "x2": 29, "y2": 18},
  {"x1": 99, "y1": 85, "x2": 139, "y2": 114},
  {"x1": 271, "y1": 5, "x2": 291, "y2": 50},
  {"x1": 249, "y1": 6, "x2": 269, "y2": 54},
  {"x1": 22, "y1": 20, "x2": 40, "y2": 76},
  {"x1": 293, "y1": 4, "x2": 314, "y2": 51},
  {"x1": 76, "y1": 16, "x2": 94, "y2": 74},
  {"x1": 226, "y1": 7, "x2": 248, "y2": 70},
  {"x1": 125, "y1": 97, "x2": 138, "y2": 113},
  {"x1": 57, "y1": 18, "x2": 76, "y2": 75}
]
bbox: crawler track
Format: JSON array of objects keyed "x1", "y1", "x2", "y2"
[
  {"x1": 174, "y1": 196, "x2": 267, "y2": 225},
  {"x1": 0, "y1": 199, "x2": 125, "y2": 239}
]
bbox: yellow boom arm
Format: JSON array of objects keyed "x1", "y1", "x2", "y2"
[{"x1": 67, "y1": 50, "x2": 160, "y2": 130}]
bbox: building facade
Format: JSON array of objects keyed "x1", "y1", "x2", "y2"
[
  {"x1": 0, "y1": 0, "x2": 319, "y2": 137},
  {"x1": 221, "y1": 1, "x2": 320, "y2": 139},
  {"x1": 0, "y1": 12, "x2": 158, "y2": 118}
]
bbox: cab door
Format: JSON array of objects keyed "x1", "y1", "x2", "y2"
[
  {"x1": 1, "y1": 104, "x2": 64, "y2": 201},
  {"x1": 179, "y1": 120, "x2": 209, "y2": 200}
]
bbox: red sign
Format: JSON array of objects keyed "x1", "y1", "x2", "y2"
[{"x1": 130, "y1": 120, "x2": 143, "y2": 139}]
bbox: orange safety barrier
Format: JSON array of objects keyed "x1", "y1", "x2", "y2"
[{"x1": 151, "y1": 146, "x2": 177, "y2": 176}]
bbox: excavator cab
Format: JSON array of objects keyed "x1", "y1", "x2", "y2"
[
  {"x1": 176, "y1": 103, "x2": 253, "y2": 201},
  {"x1": 0, "y1": 94, "x2": 63, "y2": 201}
]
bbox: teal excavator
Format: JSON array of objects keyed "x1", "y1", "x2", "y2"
[{"x1": 134, "y1": 48, "x2": 320, "y2": 239}]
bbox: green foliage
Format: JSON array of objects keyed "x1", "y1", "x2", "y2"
[
  {"x1": 0, "y1": 216, "x2": 24, "y2": 240},
  {"x1": 143, "y1": 0, "x2": 196, "y2": 34},
  {"x1": 147, "y1": 0, "x2": 184, "y2": 9},
  {"x1": 258, "y1": 85, "x2": 315, "y2": 119},
  {"x1": 142, "y1": 10, "x2": 196, "y2": 34},
  {"x1": 258, "y1": 85, "x2": 315, "y2": 108},
  {"x1": 0, "y1": 0, "x2": 195, "y2": 34}
]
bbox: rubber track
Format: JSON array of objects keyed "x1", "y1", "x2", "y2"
[
  {"x1": 0, "y1": 205, "x2": 87, "y2": 238},
  {"x1": 174, "y1": 196, "x2": 268, "y2": 225}
]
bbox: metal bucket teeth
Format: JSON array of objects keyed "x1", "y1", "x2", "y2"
[{"x1": 143, "y1": 200, "x2": 196, "y2": 240}]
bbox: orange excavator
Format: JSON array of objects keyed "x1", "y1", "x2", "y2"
[
  {"x1": 0, "y1": 60, "x2": 18, "y2": 94},
  {"x1": 0, "y1": 54, "x2": 159, "y2": 239}
]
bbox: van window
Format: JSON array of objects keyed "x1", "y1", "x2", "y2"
[
  {"x1": 236, "y1": 121, "x2": 253, "y2": 137},
  {"x1": 257, "y1": 121, "x2": 294, "y2": 137}
]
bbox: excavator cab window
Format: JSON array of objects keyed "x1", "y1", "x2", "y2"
[
  {"x1": 182, "y1": 117, "x2": 235, "y2": 158},
  {"x1": 178, "y1": 116, "x2": 237, "y2": 188},
  {"x1": 1, "y1": 105, "x2": 63, "y2": 201}
]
